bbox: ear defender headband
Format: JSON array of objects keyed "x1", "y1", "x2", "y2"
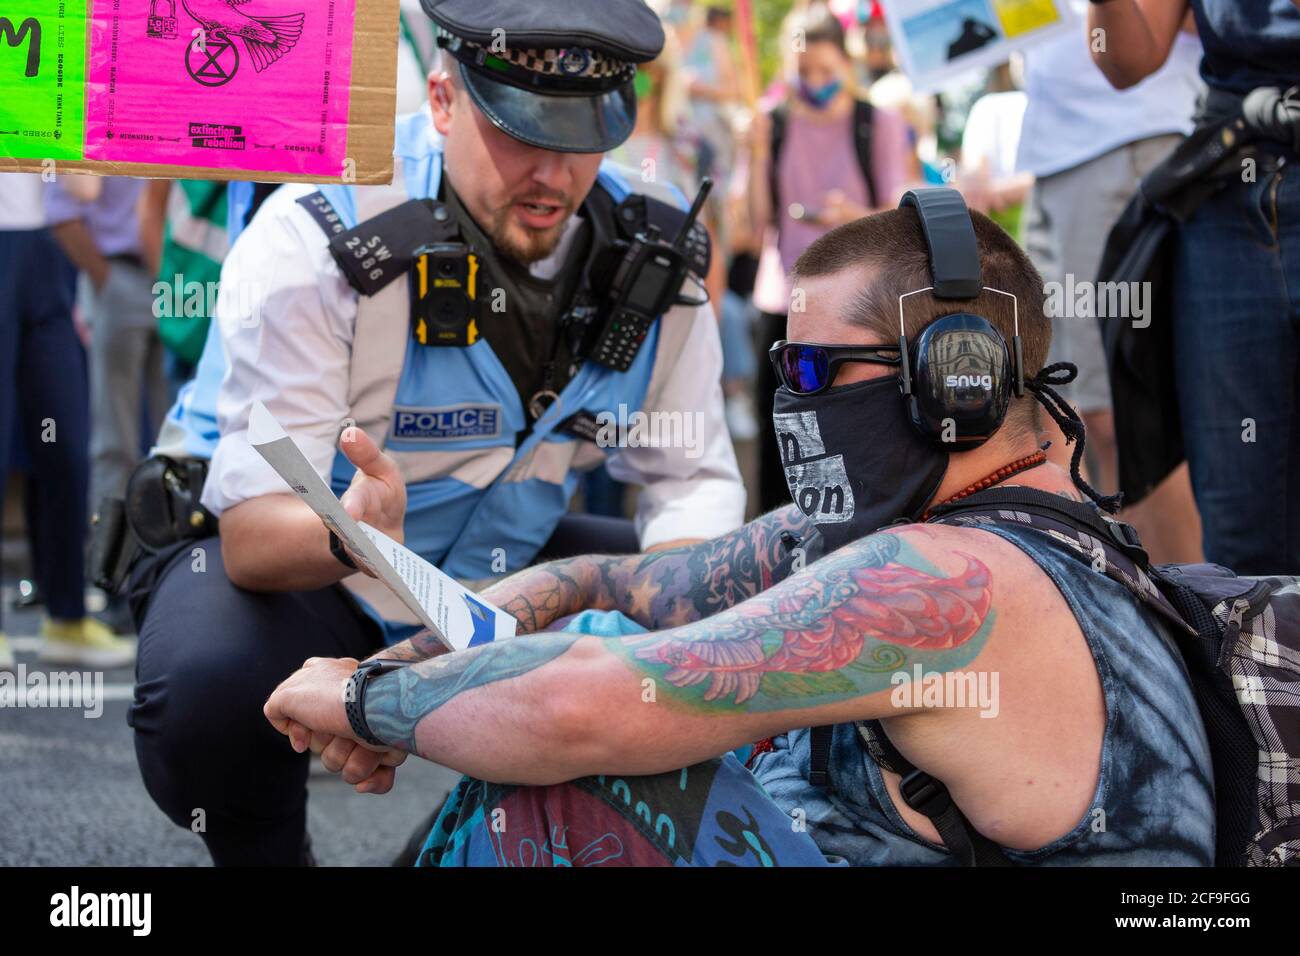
[
  {"x1": 896, "y1": 188, "x2": 1123, "y2": 512},
  {"x1": 896, "y1": 187, "x2": 1024, "y2": 451}
]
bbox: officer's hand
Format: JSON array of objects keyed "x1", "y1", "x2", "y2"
[{"x1": 339, "y1": 426, "x2": 407, "y2": 546}]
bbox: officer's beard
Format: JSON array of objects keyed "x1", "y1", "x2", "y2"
[{"x1": 490, "y1": 188, "x2": 576, "y2": 266}]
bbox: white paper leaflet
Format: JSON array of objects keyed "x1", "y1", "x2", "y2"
[{"x1": 247, "y1": 401, "x2": 516, "y2": 651}]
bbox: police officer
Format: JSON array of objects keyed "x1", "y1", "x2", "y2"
[{"x1": 126, "y1": 0, "x2": 744, "y2": 866}]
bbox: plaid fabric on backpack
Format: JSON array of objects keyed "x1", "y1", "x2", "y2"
[{"x1": 927, "y1": 487, "x2": 1300, "y2": 867}]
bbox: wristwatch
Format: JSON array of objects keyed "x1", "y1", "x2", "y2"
[
  {"x1": 329, "y1": 530, "x2": 358, "y2": 570},
  {"x1": 345, "y1": 659, "x2": 408, "y2": 746}
]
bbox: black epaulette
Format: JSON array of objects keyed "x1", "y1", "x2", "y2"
[{"x1": 296, "y1": 194, "x2": 460, "y2": 297}]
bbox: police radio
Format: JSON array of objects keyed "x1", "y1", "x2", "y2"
[
  {"x1": 591, "y1": 178, "x2": 713, "y2": 372},
  {"x1": 411, "y1": 243, "x2": 480, "y2": 347}
]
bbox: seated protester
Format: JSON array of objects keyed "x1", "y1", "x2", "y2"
[
  {"x1": 265, "y1": 191, "x2": 1215, "y2": 866},
  {"x1": 126, "y1": 0, "x2": 744, "y2": 868}
]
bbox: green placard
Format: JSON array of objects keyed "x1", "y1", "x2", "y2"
[{"x1": 0, "y1": 1, "x2": 86, "y2": 160}]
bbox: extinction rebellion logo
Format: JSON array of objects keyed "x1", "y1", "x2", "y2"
[{"x1": 189, "y1": 122, "x2": 246, "y2": 150}]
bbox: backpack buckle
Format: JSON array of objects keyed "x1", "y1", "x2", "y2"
[
  {"x1": 1106, "y1": 519, "x2": 1150, "y2": 563},
  {"x1": 1105, "y1": 519, "x2": 1139, "y2": 547},
  {"x1": 899, "y1": 769, "x2": 952, "y2": 818}
]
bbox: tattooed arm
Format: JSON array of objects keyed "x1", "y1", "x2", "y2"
[
  {"x1": 484, "y1": 504, "x2": 819, "y2": 635},
  {"x1": 362, "y1": 505, "x2": 817, "y2": 668},
  {"x1": 351, "y1": 507, "x2": 813, "y2": 670},
  {"x1": 265, "y1": 525, "x2": 1000, "y2": 784}
]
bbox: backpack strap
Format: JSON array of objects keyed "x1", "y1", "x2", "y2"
[
  {"x1": 927, "y1": 486, "x2": 1196, "y2": 638},
  {"x1": 850, "y1": 721, "x2": 1010, "y2": 866},
  {"x1": 768, "y1": 99, "x2": 878, "y2": 223},
  {"x1": 931, "y1": 486, "x2": 1148, "y2": 562},
  {"x1": 808, "y1": 724, "x2": 834, "y2": 787},
  {"x1": 811, "y1": 721, "x2": 1010, "y2": 865},
  {"x1": 768, "y1": 106, "x2": 787, "y2": 226},
  {"x1": 851, "y1": 98, "x2": 878, "y2": 209}
]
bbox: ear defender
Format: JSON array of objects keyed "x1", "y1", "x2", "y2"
[
  {"x1": 908, "y1": 313, "x2": 1012, "y2": 449},
  {"x1": 896, "y1": 187, "x2": 1025, "y2": 450}
]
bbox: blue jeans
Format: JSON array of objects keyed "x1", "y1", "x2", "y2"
[
  {"x1": 0, "y1": 229, "x2": 88, "y2": 621},
  {"x1": 417, "y1": 611, "x2": 820, "y2": 867},
  {"x1": 1172, "y1": 149, "x2": 1300, "y2": 574}
]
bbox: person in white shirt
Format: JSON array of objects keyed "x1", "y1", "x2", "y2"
[{"x1": 1018, "y1": 5, "x2": 1205, "y2": 563}]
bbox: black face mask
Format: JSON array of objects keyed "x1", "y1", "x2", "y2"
[{"x1": 772, "y1": 377, "x2": 949, "y2": 552}]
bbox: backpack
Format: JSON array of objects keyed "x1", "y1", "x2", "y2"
[
  {"x1": 769, "y1": 99, "x2": 878, "y2": 224},
  {"x1": 808, "y1": 485, "x2": 1300, "y2": 866}
]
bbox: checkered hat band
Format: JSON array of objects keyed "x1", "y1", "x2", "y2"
[{"x1": 437, "y1": 28, "x2": 633, "y2": 81}]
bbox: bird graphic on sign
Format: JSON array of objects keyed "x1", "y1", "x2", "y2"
[{"x1": 181, "y1": 0, "x2": 304, "y2": 73}]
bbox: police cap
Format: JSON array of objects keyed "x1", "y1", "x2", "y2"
[{"x1": 422, "y1": 0, "x2": 666, "y2": 154}]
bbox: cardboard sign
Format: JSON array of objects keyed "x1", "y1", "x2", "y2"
[
  {"x1": 0, "y1": 0, "x2": 398, "y2": 184},
  {"x1": 0, "y1": 2, "x2": 87, "y2": 160}
]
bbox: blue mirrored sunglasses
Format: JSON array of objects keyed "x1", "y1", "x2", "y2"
[{"x1": 768, "y1": 340, "x2": 902, "y2": 395}]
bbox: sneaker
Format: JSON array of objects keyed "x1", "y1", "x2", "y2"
[
  {"x1": 99, "y1": 593, "x2": 136, "y2": 638},
  {"x1": 39, "y1": 617, "x2": 137, "y2": 669},
  {"x1": 0, "y1": 633, "x2": 13, "y2": 672},
  {"x1": 725, "y1": 392, "x2": 760, "y2": 441}
]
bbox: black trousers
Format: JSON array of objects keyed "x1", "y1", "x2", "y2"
[
  {"x1": 0, "y1": 230, "x2": 88, "y2": 622},
  {"x1": 128, "y1": 514, "x2": 638, "y2": 866},
  {"x1": 127, "y1": 538, "x2": 382, "y2": 865}
]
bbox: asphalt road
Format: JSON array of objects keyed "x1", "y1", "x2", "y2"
[{"x1": 0, "y1": 587, "x2": 459, "y2": 867}]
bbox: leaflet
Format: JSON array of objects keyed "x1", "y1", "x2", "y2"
[{"x1": 246, "y1": 401, "x2": 516, "y2": 652}]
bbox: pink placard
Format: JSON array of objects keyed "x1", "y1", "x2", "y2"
[{"x1": 85, "y1": 0, "x2": 356, "y2": 176}]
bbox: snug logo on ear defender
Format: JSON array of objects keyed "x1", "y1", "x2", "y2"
[{"x1": 945, "y1": 374, "x2": 994, "y2": 389}]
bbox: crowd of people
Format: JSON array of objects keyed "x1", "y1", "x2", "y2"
[{"x1": 1, "y1": 0, "x2": 1297, "y2": 868}]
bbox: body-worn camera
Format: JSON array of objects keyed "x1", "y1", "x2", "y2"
[
  {"x1": 591, "y1": 178, "x2": 713, "y2": 372},
  {"x1": 411, "y1": 242, "x2": 481, "y2": 347}
]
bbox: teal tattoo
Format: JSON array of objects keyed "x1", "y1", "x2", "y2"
[{"x1": 363, "y1": 632, "x2": 582, "y2": 751}]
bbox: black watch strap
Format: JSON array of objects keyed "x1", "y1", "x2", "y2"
[
  {"x1": 330, "y1": 530, "x2": 358, "y2": 570},
  {"x1": 345, "y1": 659, "x2": 407, "y2": 746}
]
